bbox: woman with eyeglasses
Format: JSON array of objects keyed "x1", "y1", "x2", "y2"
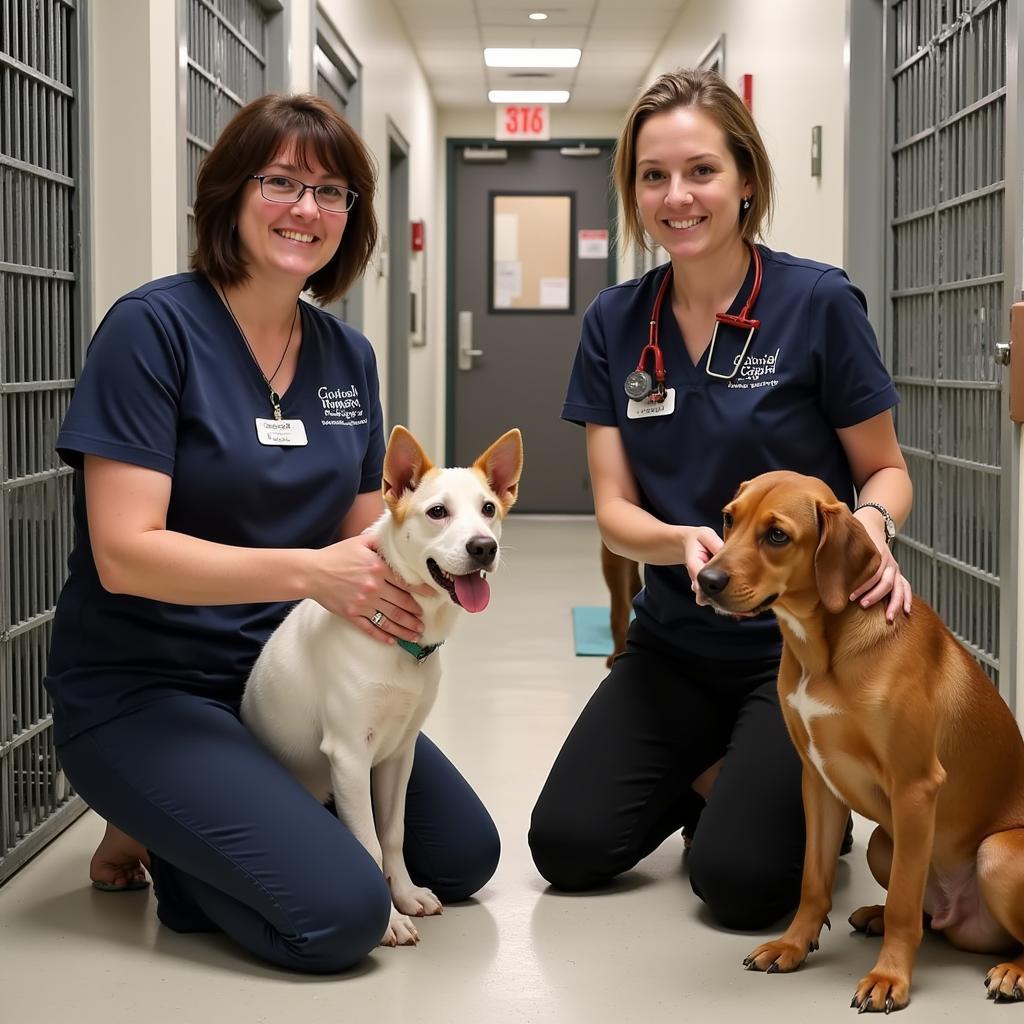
[{"x1": 44, "y1": 94, "x2": 498, "y2": 972}]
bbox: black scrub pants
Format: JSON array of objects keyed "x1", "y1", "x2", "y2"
[
  {"x1": 58, "y1": 694, "x2": 500, "y2": 973},
  {"x1": 529, "y1": 622, "x2": 807, "y2": 930}
]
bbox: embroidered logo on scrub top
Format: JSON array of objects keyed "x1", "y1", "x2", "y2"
[
  {"x1": 318, "y1": 385, "x2": 368, "y2": 427},
  {"x1": 726, "y1": 348, "x2": 782, "y2": 390}
]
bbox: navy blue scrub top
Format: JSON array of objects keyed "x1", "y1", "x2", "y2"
[
  {"x1": 563, "y1": 245, "x2": 899, "y2": 661},
  {"x1": 45, "y1": 272, "x2": 385, "y2": 743}
]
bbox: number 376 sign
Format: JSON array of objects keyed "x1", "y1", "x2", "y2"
[{"x1": 495, "y1": 104, "x2": 550, "y2": 141}]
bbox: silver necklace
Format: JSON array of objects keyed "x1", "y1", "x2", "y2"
[{"x1": 221, "y1": 289, "x2": 299, "y2": 421}]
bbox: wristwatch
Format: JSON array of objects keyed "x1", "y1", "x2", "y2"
[{"x1": 854, "y1": 502, "x2": 896, "y2": 545}]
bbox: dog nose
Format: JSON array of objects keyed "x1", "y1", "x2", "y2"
[
  {"x1": 466, "y1": 535, "x2": 497, "y2": 568},
  {"x1": 696, "y1": 567, "x2": 730, "y2": 597}
]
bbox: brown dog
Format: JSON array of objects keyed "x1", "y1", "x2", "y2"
[
  {"x1": 695, "y1": 470, "x2": 1024, "y2": 1012},
  {"x1": 600, "y1": 543, "x2": 641, "y2": 667}
]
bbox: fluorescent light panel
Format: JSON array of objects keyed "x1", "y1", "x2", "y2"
[
  {"x1": 488, "y1": 89, "x2": 570, "y2": 104},
  {"x1": 484, "y1": 48, "x2": 581, "y2": 68},
  {"x1": 529, "y1": 12, "x2": 548, "y2": 20}
]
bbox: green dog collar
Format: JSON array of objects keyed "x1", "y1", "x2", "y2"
[{"x1": 396, "y1": 638, "x2": 444, "y2": 663}]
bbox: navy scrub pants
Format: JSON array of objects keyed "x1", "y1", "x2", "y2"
[
  {"x1": 529, "y1": 621, "x2": 808, "y2": 930},
  {"x1": 58, "y1": 693, "x2": 500, "y2": 973}
]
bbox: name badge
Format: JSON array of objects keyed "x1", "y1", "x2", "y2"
[
  {"x1": 255, "y1": 417, "x2": 308, "y2": 446},
  {"x1": 626, "y1": 387, "x2": 676, "y2": 420}
]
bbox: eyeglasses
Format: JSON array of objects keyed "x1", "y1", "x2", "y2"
[{"x1": 250, "y1": 174, "x2": 358, "y2": 213}]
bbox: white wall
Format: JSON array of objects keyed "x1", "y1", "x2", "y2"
[
  {"x1": 316, "y1": 1, "x2": 440, "y2": 450},
  {"x1": 88, "y1": 0, "x2": 179, "y2": 325},
  {"x1": 642, "y1": 0, "x2": 848, "y2": 266}
]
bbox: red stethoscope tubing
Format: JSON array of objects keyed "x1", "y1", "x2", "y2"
[{"x1": 634, "y1": 241, "x2": 763, "y2": 392}]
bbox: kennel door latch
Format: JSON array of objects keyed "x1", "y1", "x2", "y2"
[{"x1": 458, "y1": 311, "x2": 484, "y2": 371}]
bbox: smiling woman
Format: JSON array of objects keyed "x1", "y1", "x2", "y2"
[
  {"x1": 530, "y1": 68, "x2": 913, "y2": 935},
  {"x1": 44, "y1": 93, "x2": 500, "y2": 973}
]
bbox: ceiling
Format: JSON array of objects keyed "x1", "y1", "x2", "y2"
[{"x1": 390, "y1": 0, "x2": 691, "y2": 112}]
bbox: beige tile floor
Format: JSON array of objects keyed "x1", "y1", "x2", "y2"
[{"x1": 0, "y1": 518, "x2": 998, "y2": 1022}]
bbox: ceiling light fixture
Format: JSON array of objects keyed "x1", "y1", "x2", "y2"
[
  {"x1": 488, "y1": 89, "x2": 570, "y2": 104},
  {"x1": 529, "y1": 12, "x2": 548, "y2": 20},
  {"x1": 484, "y1": 48, "x2": 581, "y2": 68}
]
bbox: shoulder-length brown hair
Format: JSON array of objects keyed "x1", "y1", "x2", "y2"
[
  {"x1": 614, "y1": 68, "x2": 775, "y2": 253},
  {"x1": 191, "y1": 93, "x2": 378, "y2": 304}
]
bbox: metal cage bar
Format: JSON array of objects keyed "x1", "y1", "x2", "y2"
[
  {"x1": 0, "y1": 0, "x2": 86, "y2": 885},
  {"x1": 887, "y1": 0, "x2": 1010, "y2": 693},
  {"x1": 181, "y1": 0, "x2": 271, "y2": 264}
]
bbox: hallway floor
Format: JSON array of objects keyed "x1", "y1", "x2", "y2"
[{"x1": 0, "y1": 518, "x2": 996, "y2": 1022}]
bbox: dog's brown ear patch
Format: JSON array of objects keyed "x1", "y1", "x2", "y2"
[
  {"x1": 473, "y1": 428, "x2": 524, "y2": 512},
  {"x1": 383, "y1": 426, "x2": 434, "y2": 511},
  {"x1": 814, "y1": 501, "x2": 881, "y2": 614}
]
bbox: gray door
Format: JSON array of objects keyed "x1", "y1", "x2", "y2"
[
  {"x1": 883, "y1": 0, "x2": 1019, "y2": 707},
  {"x1": 448, "y1": 143, "x2": 615, "y2": 513},
  {"x1": 387, "y1": 128, "x2": 410, "y2": 432}
]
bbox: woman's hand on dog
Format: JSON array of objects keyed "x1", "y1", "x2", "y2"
[
  {"x1": 685, "y1": 528, "x2": 755, "y2": 619},
  {"x1": 850, "y1": 514, "x2": 912, "y2": 622},
  {"x1": 684, "y1": 526, "x2": 724, "y2": 608},
  {"x1": 313, "y1": 535, "x2": 432, "y2": 643}
]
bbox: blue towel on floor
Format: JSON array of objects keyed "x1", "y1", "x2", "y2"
[{"x1": 572, "y1": 606, "x2": 614, "y2": 657}]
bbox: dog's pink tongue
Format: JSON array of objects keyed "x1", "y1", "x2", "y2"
[{"x1": 453, "y1": 572, "x2": 490, "y2": 613}]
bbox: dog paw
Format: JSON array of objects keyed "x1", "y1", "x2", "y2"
[
  {"x1": 851, "y1": 969, "x2": 910, "y2": 1013},
  {"x1": 742, "y1": 938, "x2": 811, "y2": 974},
  {"x1": 380, "y1": 910, "x2": 419, "y2": 947},
  {"x1": 848, "y1": 904, "x2": 886, "y2": 937},
  {"x1": 391, "y1": 884, "x2": 443, "y2": 918},
  {"x1": 985, "y1": 962, "x2": 1024, "y2": 1002}
]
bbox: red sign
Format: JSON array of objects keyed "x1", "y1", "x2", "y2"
[
  {"x1": 495, "y1": 104, "x2": 550, "y2": 141},
  {"x1": 411, "y1": 219, "x2": 425, "y2": 252}
]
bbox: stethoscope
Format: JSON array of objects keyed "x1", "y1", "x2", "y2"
[{"x1": 623, "y1": 240, "x2": 764, "y2": 402}]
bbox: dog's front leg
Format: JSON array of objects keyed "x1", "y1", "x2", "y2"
[
  {"x1": 744, "y1": 766, "x2": 849, "y2": 974},
  {"x1": 851, "y1": 768, "x2": 943, "y2": 1013},
  {"x1": 324, "y1": 745, "x2": 420, "y2": 947},
  {"x1": 372, "y1": 745, "x2": 443, "y2": 920}
]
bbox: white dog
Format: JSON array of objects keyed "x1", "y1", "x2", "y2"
[{"x1": 242, "y1": 425, "x2": 523, "y2": 947}]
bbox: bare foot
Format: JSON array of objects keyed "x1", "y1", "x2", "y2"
[{"x1": 89, "y1": 822, "x2": 150, "y2": 889}]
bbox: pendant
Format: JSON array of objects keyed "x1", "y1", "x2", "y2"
[{"x1": 270, "y1": 387, "x2": 282, "y2": 421}]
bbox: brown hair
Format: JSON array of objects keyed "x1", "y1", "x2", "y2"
[
  {"x1": 613, "y1": 68, "x2": 774, "y2": 252},
  {"x1": 191, "y1": 93, "x2": 378, "y2": 303}
]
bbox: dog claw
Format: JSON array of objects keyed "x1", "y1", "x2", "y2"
[
  {"x1": 885, "y1": 997, "x2": 895, "y2": 1014},
  {"x1": 851, "y1": 997, "x2": 860, "y2": 1009},
  {"x1": 745, "y1": 960, "x2": 758, "y2": 971},
  {"x1": 824, "y1": 915, "x2": 831, "y2": 931},
  {"x1": 858, "y1": 998, "x2": 872, "y2": 1014}
]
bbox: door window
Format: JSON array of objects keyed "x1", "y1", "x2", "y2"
[{"x1": 490, "y1": 193, "x2": 574, "y2": 313}]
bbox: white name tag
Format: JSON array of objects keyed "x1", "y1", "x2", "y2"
[
  {"x1": 626, "y1": 387, "x2": 676, "y2": 420},
  {"x1": 255, "y1": 417, "x2": 308, "y2": 446}
]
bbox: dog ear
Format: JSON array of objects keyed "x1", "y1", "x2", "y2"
[
  {"x1": 382, "y1": 426, "x2": 434, "y2": 507},
  {"x1": 473, "y1": 428, "x2": 524, "y2": 511},
  {"x1": 814, "y1": 501, "x2": 881, "y2": 614}
]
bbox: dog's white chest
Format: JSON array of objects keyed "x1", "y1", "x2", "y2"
[{"x1": 786, "y1": 670, "x2": 844, "y2": 801}]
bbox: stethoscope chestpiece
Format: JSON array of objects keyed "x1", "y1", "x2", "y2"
[{"x1": 624, "y1": 369, "x2": 654, "y2": 401}]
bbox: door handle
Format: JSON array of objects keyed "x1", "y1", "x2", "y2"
[
  {"x1": 1008, "y1": 302, "x2": 1023, "y2": 423},
  {"x1": 458, "y1": 310, "x2": 483, "y2": 371}
]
